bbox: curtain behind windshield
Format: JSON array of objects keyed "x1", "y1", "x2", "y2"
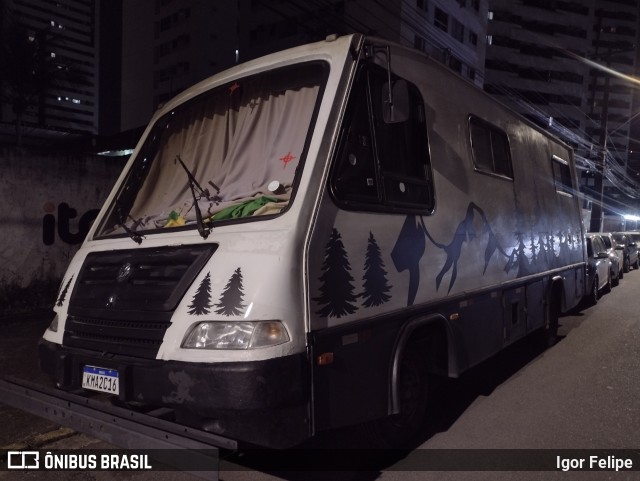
[{"x1": 105, "y1": 63, "x2": 324, "y2": 234}]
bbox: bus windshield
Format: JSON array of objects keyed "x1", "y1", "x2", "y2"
[{"x1": 96, "y1": 61, "x2": 327, "y2": 239}]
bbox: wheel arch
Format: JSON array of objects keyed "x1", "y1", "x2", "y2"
[{"x1": 388, "y1": 313, "x2": 453, "y2": 415}]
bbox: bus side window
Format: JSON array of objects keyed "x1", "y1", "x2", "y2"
[
  {"x1": 332, "y1": 64, "x2": 434, "y2": 214},
  {"x1": 469, "y1": 115, "x2": 513, "y2": 179},
  {"x1": 369, "y1": 71, "x2": 433, "y2": 210},
  {"x1": 333, "y1": 76, "x2": 378, "y2": 202},
  {"x1": 551, "y1": 154, "x2": 573, "y2": 196}
]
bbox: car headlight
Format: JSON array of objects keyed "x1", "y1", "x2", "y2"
[{"x1": 182, "y1": 321, "x2": 290, "y2": 350}]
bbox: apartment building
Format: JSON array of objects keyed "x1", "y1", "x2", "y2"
[
  {"x1": 120, "y1": 0, "x2": 238, "y2": 131},
  {"x1": 483, "y1": 0, "x2": 640, "y2": 217},
  {"x1": 118, "y1": 0, "x2": 490, "y2": 130},
  {"x1": 238, "y1": 0, "x2": 489, "y2": 86},
  {"x1": 0, "y1": 0, "x2": 99, "y2": 136},
  {"x1": 401, "y1": 0, "x2": 488, "y2": 86}
]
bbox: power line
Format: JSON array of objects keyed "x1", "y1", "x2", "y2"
[{"x1": 247, "y1": 0, "x2": 639, "y2": 199}]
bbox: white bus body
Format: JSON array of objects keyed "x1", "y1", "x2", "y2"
[{"x1": 40, "y1": 34, "x2": 586, "y2": 448}]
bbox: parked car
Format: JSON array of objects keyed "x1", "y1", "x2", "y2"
[
  {"x1": 599, "y1": 232, "x2": 622, "y2": 284},
  {"x1": 585, "y1": 234, "x2": 612, "y2": 304},
  {"x1": 625, "y1": 231, "x2": 640, "y2": 269},
  {"x1": 612, "y1": 232, "x2": 639, "y2": 272}
]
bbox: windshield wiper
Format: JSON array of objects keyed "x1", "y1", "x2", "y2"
[
  {"x1": 115, "y1": 202, "x2": 143, "y2": 244},
  {"x1": 176, "y1": 154, "x2": 210, "y2": 239}
]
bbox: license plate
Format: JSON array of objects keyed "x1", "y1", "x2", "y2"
[{"x1": 82, "y1": 365, "x2": 119, "y2": 395}]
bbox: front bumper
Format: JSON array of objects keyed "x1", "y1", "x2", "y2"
[{"x1": 38, "y1": 339, "x2": 310, "y2": 448}]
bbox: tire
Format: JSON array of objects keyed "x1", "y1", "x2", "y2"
[
  {"x1": 623, "y1": 257, "x2": 630, "y2": 273},
  {"x1": 612, "y1": 269, "x2": 620, "y2": 287},
  {"x1": 588, "y1": 275, "x2": 599, "y2": 306},
  {"x1": 367, "y1": 342, "x2": 429, "y2": 448},
  {"x1": 541, "y1": 289, "x2": 560, "y2": 348}
]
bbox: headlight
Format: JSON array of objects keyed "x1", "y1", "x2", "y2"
[
  {"x1": 182, "y1": 321, "x2": 290, "y2": 350},
  {"x1": 47, "y1": 314, "x2": 59, "y2": 333}
]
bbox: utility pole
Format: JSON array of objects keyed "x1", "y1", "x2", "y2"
[
  {"x1": 588, "y1": 14, "x2": 610, "y2": 233},
  {"x1": 589, "y1": 58, "x2": 610, "y2": 233}
]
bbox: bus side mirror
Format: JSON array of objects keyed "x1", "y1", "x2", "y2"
[{"x1": 382, "y1": 80, "x2": 410, "y2": 124}]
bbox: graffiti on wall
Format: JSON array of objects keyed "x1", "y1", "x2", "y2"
[{"x1": 42, "y1": 202, "x2": 100, "y2": 246}]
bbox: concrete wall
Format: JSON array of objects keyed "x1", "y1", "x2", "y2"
[{"x1": 0, "y1": 147, "x2": 126, "y2": 315}]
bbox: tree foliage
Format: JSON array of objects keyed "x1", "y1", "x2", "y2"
[
  {"x1": 361, "y1": 231, "x2": 391, "y2": 307},
  {"x1": 188, "y1": 272, "x2": 212, "y2": 315},
  {"x1": 314, "y1": 228, "x2": 358, "y2": 317},
  {"x1": 215, "y1": 268, "x2": 245, "y2": 316}
]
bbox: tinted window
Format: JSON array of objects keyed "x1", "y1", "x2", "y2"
[
  {"x1": 552, "y1": 154, "x2": 573, "y2": 195},
  {"x1": 613, "y1": 234, "x2": 628, "y2": 246},
  {"x1": 591, "y1": 236, "x2": 605, "y2": 254},
  {"x1": 332, "y1": 64, "x2": 434, "y2": 213},
  {"x1": 469, "y1": 116, "x2": 513, "y2": 179},
  {"x1": 332, "y1": 83, "x2": 378, "y2": 203}
]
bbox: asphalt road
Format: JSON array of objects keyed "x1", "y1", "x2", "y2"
[{"x1": 1, "y1": 270, "x2": 639, "y2": 481}]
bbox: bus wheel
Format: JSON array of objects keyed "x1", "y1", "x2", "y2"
[
  {"x1": 541, "y1": 289, "x2": 560, "y2": 348},
  {"x1": 368, "y1": 342, "x2": 429, "y2": 448}
]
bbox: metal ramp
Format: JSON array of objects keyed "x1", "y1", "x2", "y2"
[{"x1": 0, "y1": 376, "x2": 238, "y2": 480}]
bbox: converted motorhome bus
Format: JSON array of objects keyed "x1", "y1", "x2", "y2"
[{"x1": 39, "y1": 34, "x2": 586, "y2": 449}]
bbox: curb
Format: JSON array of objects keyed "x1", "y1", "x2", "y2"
[{"x1": 2, "y1": 427, "x2": 77, "y2": 450}]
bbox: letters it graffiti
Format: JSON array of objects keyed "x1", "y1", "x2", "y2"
[{"x1": 42, "y1": 202, "x2": 100, "y2": 245}]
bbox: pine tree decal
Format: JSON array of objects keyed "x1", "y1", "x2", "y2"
[
  {"x1": 314, "y1": 228, "x2": 358, "y2": 317},
  {"x1": 529, "y1": 235, "x2": 538, "y2": 267},
  {"x1": 56, "y1": 275, "x2": 73, "y2": 307},
  {"x1": 361, "y1": 231, "x2": 391, "y2": 307},
  {"x1": 188, "y1": 272, "x2": 212, "y2": 315},
  {"x1": 215, "y1": 268, "x2": 245, "y2": 316}
]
